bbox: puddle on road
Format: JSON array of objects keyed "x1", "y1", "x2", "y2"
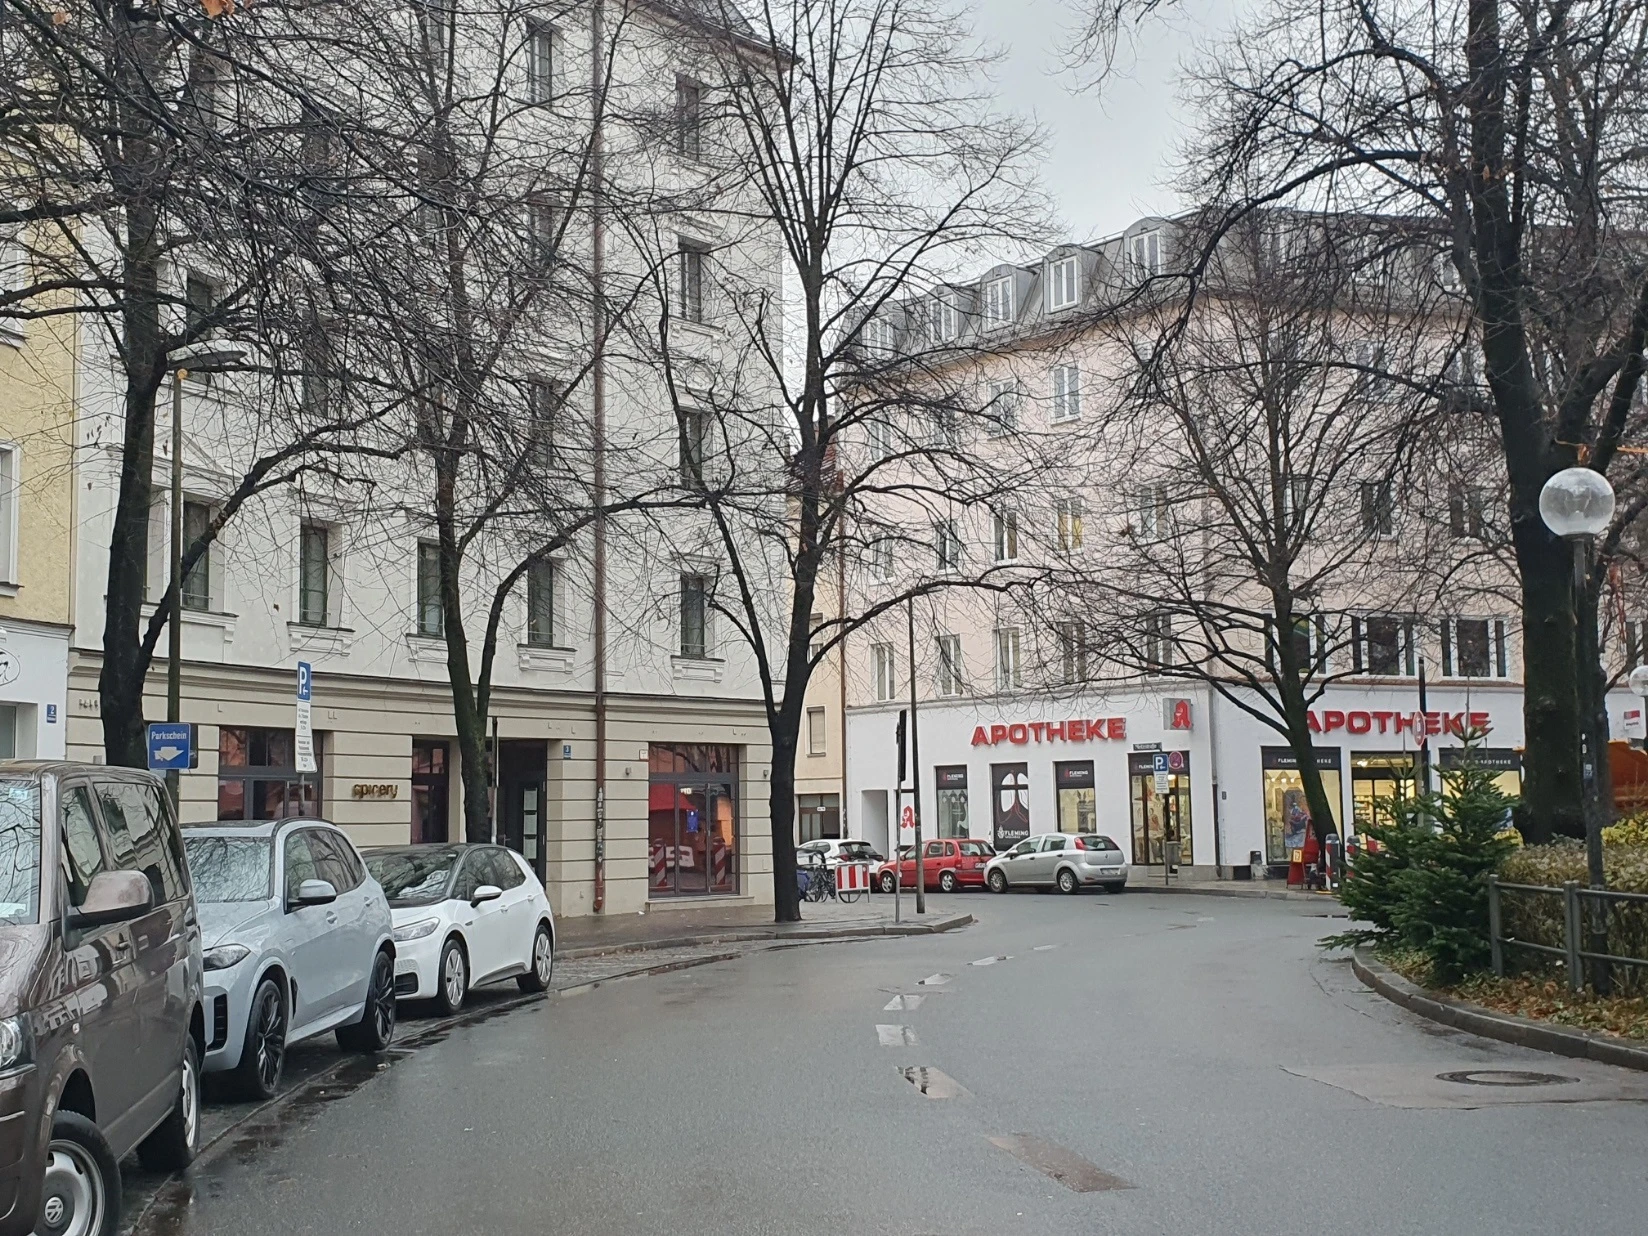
[
  {"x1": 899, "y1": 1067, "x2": 969, "y2": 1099},
  {"x1": 877, "y1": 1024, "x2": 920, "y2": 1047},
  {"x1": 917, "y1": 973, "x2": 952, "y2": 986},
  {"x1": 988, "y1": 1133, "x2": 1135, "y2": 1193},
  {"x1": 883, "y1": 994, "x2": 926, "y2": 1011}
]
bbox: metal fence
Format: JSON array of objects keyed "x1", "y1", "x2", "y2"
[{"x1": 1487, "y1": 875, "x2": 1648, "y2": 994}]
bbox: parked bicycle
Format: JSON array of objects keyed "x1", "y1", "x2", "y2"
[{"x1": 797, "y1": 862, "x2": 837, "y2": 902}]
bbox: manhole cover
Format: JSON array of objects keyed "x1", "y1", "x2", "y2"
[{"x1": 1436, "y1": 1069, "x2": 1579, "y2": 1087}]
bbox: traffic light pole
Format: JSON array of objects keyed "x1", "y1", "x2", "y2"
[{"x1": 907, "y1": 598, "x2": 925, "y2": 914}]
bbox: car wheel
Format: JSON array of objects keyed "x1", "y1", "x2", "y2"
[
  {"x1": 1057, "y1": 868, "x2": 1079, "y2": 895},
  {"x1": 337, "y1": 949, "x2": 396, "y2": 1053},
  {"x1": 517, "y1": 923, "x2": 554, "y2": 993},
  {"x1": 879, "y1": 871, "x2": 897, "y2": 894},
  {"x1": 137, "y1": 1034, "x2": 201, "y2": 1172},
  {"x1": 434, "y1": 937, "x2": 468, "y2": 1016},
  {"x1": 39, "y1": 1111, "x2": 119, "y2": 1236},
  {"x1": 939, "y1": 870, "x2": 958, "y2": 893},
  {"x1": 987, "y1": 869, "x2": 1008, "y2": 894},
  {"x1": 233, "y1": 976, "x2": 288, "y2": 1101}
]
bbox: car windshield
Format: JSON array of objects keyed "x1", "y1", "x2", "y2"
[
  {"x1": 185, "y1": 836, "x2": 274, "y2": 902},
  {"x1": 1079, "y1": 835, "x2": 1121, "y2": 853},
  {"x1": 366, "y1": 847, "x2": 461, "y2": 905},
  {"x1": 958, "y1": 840, "x2": 994, "y2": 857},
  {"x1": 0, "y1": 780, "x2": 41, "y2": 925},
  {"x1": 838, "y1": 841, "x2": 874, "y2": 858}
]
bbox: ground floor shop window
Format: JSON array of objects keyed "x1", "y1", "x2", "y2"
[
  {"x1": 797, "y1": 793, "x2": 840, "y2": 842},
  {"x1": 1439, "y1": 747, "x2": 1520, "y2": 804},
  {"x1": 0, "y1": 704, "x2": 13, "y2": 759},
  {"x1": 411, "y1": 740, "x2": 450, "y2": 844},
  {"x1": 218, "y1": 726, "x2": 322, "y2": 819},
  {"x1": 1055, "y1": 761, "x2": 1095, "y2": 833},
  {"x1": 1262, "y1": 746, "x2": 1341, "y2": 863},
  {"x1": 990, "y1": 762, "x2": 1030, "y2": 851},
  {"x1": 648, "y1": 743, "x2": 738, "y2": 896},
  {"x1": 1351, "y1": 751, "x2": 1418, "y2": 831},
  {"x1": 935, "y1": 766, "x2": 969, "y2": 838},
  {"x1": 1127, "y1": 751, "x2": 1192, "y2": 865}
]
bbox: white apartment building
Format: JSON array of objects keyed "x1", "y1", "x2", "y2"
[
  {"x1": 836, "y1": 213, "x2": 1643, "y2": 877},
  {"x1": 61, "y1": 0, "x2": 788, "y2": 917}
]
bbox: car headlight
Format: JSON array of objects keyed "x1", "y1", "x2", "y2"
[
  {"x1": 392, "y1": 918, "x2": 440, "y2": 942},
  {"x1": 203, "y1": 944, "x2": 252, "y2": 972},
  {"x1": 0, "y1": 1016, "x2": 33, "y2": 1074}
]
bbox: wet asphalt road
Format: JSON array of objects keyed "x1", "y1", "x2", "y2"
[{"x1": 129, "y1": 892, "x2": 1648, "y2": 1235}]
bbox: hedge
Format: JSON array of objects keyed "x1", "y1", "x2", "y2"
[{"x1": 1498, "y1": 841, "x2": 1648, "y2": 994}]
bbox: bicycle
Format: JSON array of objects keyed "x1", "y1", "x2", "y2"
[{"x1": 797, "y1": 862, "x2": 837, "y2": 902}]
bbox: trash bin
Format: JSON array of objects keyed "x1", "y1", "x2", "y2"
[
  {"x1": 1249, "y1": 850, "x2": 1265, "y2": 881},
  {"x1": 1164, "y1": 840, "x2": 1181, "y2": 877}
]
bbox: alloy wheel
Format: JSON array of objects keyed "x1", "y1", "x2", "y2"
[
  {"x1": 371, "y1": 954, "x2": 396, "y2": 1043},
  {"x1": 533, "y1": 929, "x2": 553, "y2": 986},
  {"x1": 254, "y1": 985, "x2": 286, "y2": 1093},
  {"x1": 39, "y1": 1139, "x2": 105, "y2": 1236},
  {"x1": 181, "y1": 1048, "x2": 200, "y2": 1150},
  {"x1": 444, "y1": 945, "x2": 467, "y2": 1011}
]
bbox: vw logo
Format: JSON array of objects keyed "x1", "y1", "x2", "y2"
[{"x1": 42, "y1": 1195, "x2": 65, "y2": 1226}]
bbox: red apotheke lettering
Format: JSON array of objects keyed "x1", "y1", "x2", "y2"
[
  {"x1": 971, "y1": 717, "x2": 1126, "y2": 746},
  {"x1": 1306, "y1": 709, "x2": 1491, "y2": 740}
]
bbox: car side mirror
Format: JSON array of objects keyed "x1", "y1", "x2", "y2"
[
  {"x1": 471, "y1": 884, "x2": 503, "y2": 906},
  {"x1": 67, "y1": 870, "x2": 153, "y2": 930},
  {"x1": 291, "y1": 879, "x2": 338, "y2": 909}
]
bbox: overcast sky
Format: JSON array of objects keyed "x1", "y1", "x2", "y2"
[{"x1": 970, "y1": 0, "x2": 1245, "y2": 243}]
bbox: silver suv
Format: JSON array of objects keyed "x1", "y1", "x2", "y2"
[{"x1": 984, "y1": 833, "x2": 1129, "y2": 894}]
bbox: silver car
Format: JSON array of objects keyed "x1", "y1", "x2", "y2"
[
  {"x1": 183, "y1": 819, "x2": 397, "y2": 1099},
  {"x1": 984, "y1": 833, "x2": 1129, "y2": 894}
]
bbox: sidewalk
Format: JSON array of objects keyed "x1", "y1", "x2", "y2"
[
  {"x1": 558, "y1": 896, "x2": 972, "y2": 958},
  {"x1": 1126, "y1": 871, "x2": 1341, "y2": 903}
]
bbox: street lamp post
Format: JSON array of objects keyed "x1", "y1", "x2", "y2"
[{"x1": 1539, "y1": 465, "x2": 1616, "y2": 992}]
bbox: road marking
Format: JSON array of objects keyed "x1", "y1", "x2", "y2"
[
  {"x1": 876, "y1": 1024, "x2": 919, "y2": 1047},
  {"x1": 988, "y1": 1133, "x2": 1134, "y2": 1192},
  {"x1": 899, "y1": 1066, "x2": 968, "y2": 1098},
  {"x1": 971, "y1": 955, "x2": 1012, "y2": 966},
  {"x1": 1032, "y1": 944, "x2": 1061, "y2": 952},
  {"x1": 883, "y1": 994, "x2": 926, "y2": 1011},
  {"x1": 918, "y1": 973, "x2": 952, "y2": 986}
]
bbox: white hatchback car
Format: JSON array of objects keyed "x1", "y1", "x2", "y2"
[
  {"x1": 363, "y1": 844, "x2": 556, "y2": 1015},
  {"x1": 984, "y1": 833, "x2": 1130, "y2": 894}
]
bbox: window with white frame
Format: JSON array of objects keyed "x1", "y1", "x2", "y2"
[
  {"x1": 677, "y1": 239, "x2": 709, "y2": 323},
  {"x1": 984, "y1": 379, "x2": 1018, "y2": 435},
  {"x1": 297, "y1": 523, "x2": 330, "y2": 626},
  {"x1": 416, "y1": 540, "x2": 444, "y2": 636},
  {"x1": 1047, "y1": 256, "x2": 1080, "y2": 310},
  {"x1": 992, "y1": 508, "x2": 1018, "y2": 562},
  {"x1": 1448, "y1": 484, "x2": 1488, "y2": 540},
  {"x1": 1056, "y1": 497, "x2": 1084, "y2": 551},
  {"x1": 983, "y1": 275, "x2": 1014, "y2": 327},
  {"x1": 866, "y1": 534, "x2": 894, "y2": 581},
  {"x1": 860, "y1": 315, "x2": 895, "y2": 355},
  {"x1": 1057, "y1": 621, "x2": 1088, "y2": 685},
  {"x1": 1359, "y1": 479, "x2": 1395, "y2": 538},
  {"x1": 932, "y1": 293, "x2": 960, "y2": 342},
  {"x1": 1141, "y1": 611, "x2": 1172, "y2": 669},
  {"x1": 526, "y1": 21, "x2": 558, "y2": 104},
  {"x1": 935, "y1": 633, "x2": 964, "y2": 697},
  {"x1": 1130, "y1": 230, "x2": 1161, "y2": 277},
  {"x1": 1050, "y1": 364, "x2": 1080, "y2": 422},
  {"x1": 679, "y1": 407, "x2": 707, "y2": 486},
  {"x1": 934, "y1": 519, "x2": 962, "y2": 571},
  {"x1": 181, "y1": 500, "x2": 214, "y2": 611},
  {"x1": 1440, "y1": 617, "x2": 1509, "y2": 679},
  {"x1": 1625, "y1": 618, "x2": 1648, "y2": 669},
  {"x1": 413, "y1": 0, "x2": 454, "y2": 52},
  {"x1": 931, "y1": 408, "x2": 962, "y2": 451},
  {"x1": 0, "y1": 444, "x2": 16, "y2": 584},
  {"x1": 1135, "y1": 485, "x2": 1170, "y2": 539},
  {"x1": 866, "y1": 416, "x2": 894, "y2": 462},
  {"x1": 0, "y1": 225, "x2": 24, "y2": 343},
  {"x1": 527, "y1": 378, "x2": 560, "y2": 470},
  {"x1": 994, "y1": 627, "x2": 1022, "y2": 691},
  {"x1": 680, "y1": 572, "x2": 712, "y2": 657},
  {"x1": 807, "y1": 707, "x2": 827, "y2": 755},
  {"x1": 1281, "y1": 473, "x2": 1311, "y2": 526},
  {"x1": 1275, "y1": 613, "x2": 1329, "y2": 674},
  {"x1": 1351, "y1": 614, "x2": 1415, "y2": 677},
  {"x1": 526, "y1": 559, "x2": 557, "y2": 647},
  {"x1": 676, "y1": 76, "x2": 704, "y2": 159},
  {"x1": 871, "y1": 642, "x2": 897, "y2": 701}
]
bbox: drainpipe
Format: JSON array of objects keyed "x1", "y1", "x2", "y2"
[
  {"x1": 837, "y1": 522, "x2": 848, "y2": 836},
  {"x1": 590, "y1": 0, "x2": 609, "y2": 912}
]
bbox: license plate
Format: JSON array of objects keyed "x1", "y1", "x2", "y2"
[{"x1": 1100, "y1": 867, "x2": 1122, "y2": 875}]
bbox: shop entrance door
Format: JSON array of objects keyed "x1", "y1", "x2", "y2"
[
  {"x1": 1127, "y1": 751, "x2": 1192, "y2": 865},
  {"x1": 647, "y1": 744, "x2": 740, "y2": 896},
  {"x1": 1351, "y1": 752, "x2": 1418, "y2": 831},
  {"x1": 497, "y1": 740, "x2": 548, "y2": 885},
  {"x1": 1055, "y1": 761, "x2": 1096, "y2": 833}
]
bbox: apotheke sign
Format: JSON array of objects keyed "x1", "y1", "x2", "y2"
[
  {"x1": 971, "y1": 718, "x2": 1126, "y2": 746},
  {"x1": 1306, "y1": 708, "x2": 1492, "y2": 738}
]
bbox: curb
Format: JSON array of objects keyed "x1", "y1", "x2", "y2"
[
  {"x1": 1351, "y1": 949, "x2": 1648, "y2": 1073},
  {"x1": 1127, "y1": 884, "x2": 1339, "y2": 904},
  {"x1": 560, "y1": 912, "x2": 974, "y2": 960}
]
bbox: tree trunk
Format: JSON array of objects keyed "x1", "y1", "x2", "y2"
[
  {"x1": 1277, "y1": 686, "x2": 1338, "y2": 845},
  {"x1": 769, "y1": 726, "x2": 802, "y2": 922},
  {"x1": 1510, "y1": 518, "x2": 1584, "y2": 842}
]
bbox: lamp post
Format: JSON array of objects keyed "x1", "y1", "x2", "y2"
[{"x1": 1539, "y1": 465, "x2": 1615, "y2": 992}]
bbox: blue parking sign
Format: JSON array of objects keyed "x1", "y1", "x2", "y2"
[
  {"x1": 147, "y1": 723, "x2": 194, "y2": 771},
  {"x1": 297, "y1": 661, "x2": 313, "y2": 702}
]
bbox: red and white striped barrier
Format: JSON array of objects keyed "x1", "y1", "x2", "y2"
[
  {"x1": 650, "y1": 842, "x2": 670, "y2": 891},
  {"x1": 837, "y1": 861, "x2": 870, "y2": 894}
]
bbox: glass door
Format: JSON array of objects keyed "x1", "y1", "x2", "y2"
[{"x1": 1127, "y1": 752, "x2": 1193, "y2": 865}]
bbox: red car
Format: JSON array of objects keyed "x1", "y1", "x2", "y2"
[{"x1": 873, "y1": 838, "x2": 996, "y2": 893}]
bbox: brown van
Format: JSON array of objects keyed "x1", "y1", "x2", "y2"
[{"x1": 0, "y1": 763, "x2": 204, "y2": 1236}]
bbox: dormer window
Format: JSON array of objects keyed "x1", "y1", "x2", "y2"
[
  {"x1": 1047, "y1": 256, "x2": 1080, "y2": 310},
  {"x1": 861, "y1": 316, "x2": 896, "y2": 355},
  {"x1": 1130, "y1": 230, "x2": 1161, "y2": 277},
  {"x1": 983, "y1": 275, "x2": 1014, "y2": 327},
  {"x1": 932, "y1": 293, "x2": 960, "y2": 342}
]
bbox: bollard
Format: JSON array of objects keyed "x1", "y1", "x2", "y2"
[
  {"x1": 1563, "y1": 881, "x2": 1583, "y2": 993},
  {"x1": 1487, "y1": 875, "x2": 1504, "y2": 978}
]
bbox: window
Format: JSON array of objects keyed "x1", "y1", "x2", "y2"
[
  {"x1": 871, "y1": 642, "x2": 897, "y2": 701},
  {"x1": 1050, "y1": 364, "x2": 1080, "y2": 422},
  {"x1": 867, "y1": 534, "x2": 894, "y2": 581},
  {"x1": 487, "y1": 846, "x2": 527, "y2": 890},
  {"x1": 934, "y1": 519, "x2": 962, "y2": 571},
  {"x1": 526, "y1": 559, "x2": 555, "y2": 646},
  {"x1": 181, "y1": 500, "x2": 212, "y2": 611},
  {"x1": 1352, "y1": 615, "x2": 1414, "y2": 676},
  {"x1": 679, "y1": 408, "x2": 707, "y2": 485},
  {"x1": 298, "y1": 524, "x2": 329, "y2": 626},
  {"x1": 187, "y1": 50, "x2": 226, "y2": 131},
  {"x1": 414, "y1": 0, "x2": 454, "y2": 52},
  {"x1": 1058, "y1": 621, "x2": 1087, "y2": 684},
  {"x1": 60, "y1": 786, "x2": 107, "y2": 910},
  {"x1": 994, "y1": 627, "x2": 1022, "y2": 691},
  {"x1": 1281, "y1": 473, "x2": 1312, "y2": 526},
  {"x1": 1135, "y1": 486, "x2": 1169, "y2": 540},
  {"x1": 0, "y1": 444, "x2": 16, "y2": 584},
  {"x1": 992, "y1": 508, "x2": 1018, "y2": 562},
  {"x1": 1441, "y1": 617, "x2": 1509, "y2": 679},
  {"x1": 527, "y1": 196, "x2": 558, "y2": 264},
  {"x1": 1277, "y1": 613, "x2": 1329, "y2": 674},
  {"x1": 1047, "y1": 256, "x2": 1080, "y2": 310},
  {"x1": 416, "y1": 540, "x2": 443, "y2": 636},
  {"x1": 1130, "y1": 229, "x2": 1161, "y2": 276},
  {"x1": 308, "y1": 830, "x2": 363, "y2": 894},
  {"x1": 677, "y1": 240, "x2": 708, "y2": 323},
  {"x1": 97, "y1": 780, "x2": 187, "y2": 907},
  {"x1": 680, "y1": 573, "x2": 710, "y2": 657},
  {"x1": 1626, "y1": 618, "x2": 1648, "y2": 670},
  {"x1": 860, "y1": 316, "x2": 895, "y2": 355},
  {"x1": 985, "y1": 380, "x2": 1018, "y2": 435},
  {"x1": 218, "y1": 726, "x2": 322, "y2": 819},
  {"x1": 1360, "y1": 479, "x2": 1395, "y2": 538},
  {"x1": 676, "y1": 76, "x2": 704, "y2": 159},
  {"x1": 983, "y1": 275, "x2": 1014, "y2": 327},
  {"x1": 283, "y1": 831, "x2": 320, "y2": 901},
  {"x1": 932, "y1": 293, "x2": 960, "y2": 342},
  {"x1": 807, "y1": 707, "x2": 827, "y2": 756},
  {"x1": 185, "y1": 272, "x2": 217, "y2": 336},
  {"x1": 866, "y1": 417, "x2": 893, "y2": 463},
  {"x1": 1142, "y1": 612, "x2": 1172, "y2": 669},
  {"x1": 1448, "y1": 484, "x2": 1487, "y2": 539},
  {"x1": 936, "y1": 633, "x2": 964, "y2": 696},
  {"x1": 526, "y1": 21, "x2": 557, "y2": 103},
  {"x1": 527, "y1": 378, "x2": 559, "y2": 469},
  {"x1": 1056, "y1": 497, "x2": 1084, "y2": 551},
  {"x1": 931, "y1": 408, "x2": 963, "y2": 451},
  {"x1": 300, "y1": 318, "x2": 333, "y2": 415}
]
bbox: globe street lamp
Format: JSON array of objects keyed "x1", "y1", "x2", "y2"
[{"x1": 1540, "y1": 465, "x2": 1615, "y2": 991}]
